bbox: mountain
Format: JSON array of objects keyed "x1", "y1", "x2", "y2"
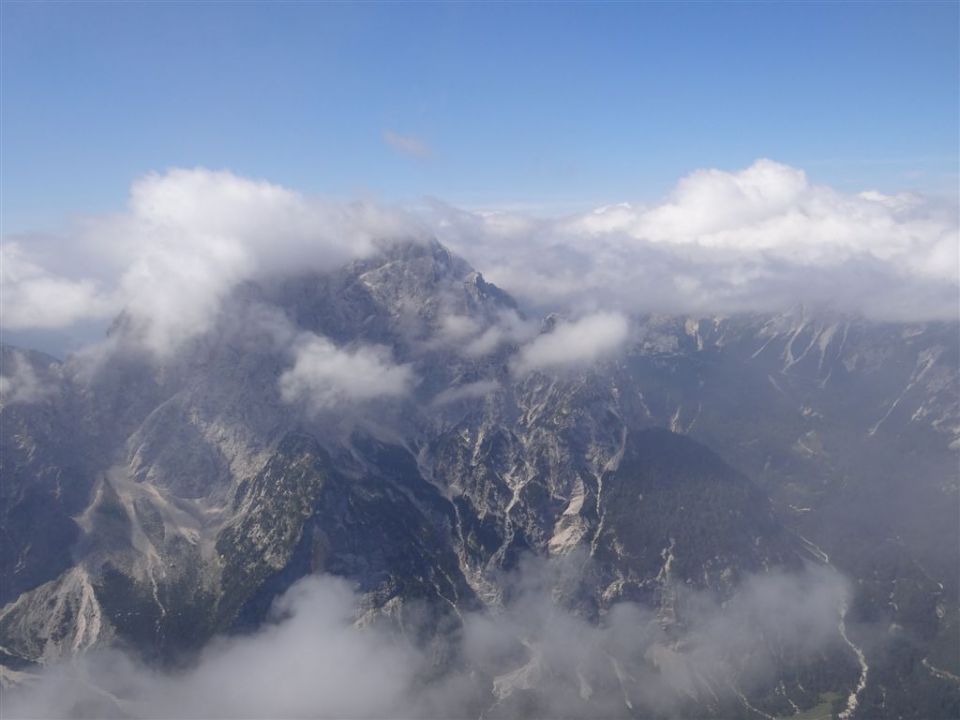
[{"x1": 1, "y1": 239, "x2": 957, "y2": 718}]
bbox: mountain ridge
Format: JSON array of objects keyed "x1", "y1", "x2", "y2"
[{"x1": 1, "y1": 238, "x2": 957, "y2": 717}]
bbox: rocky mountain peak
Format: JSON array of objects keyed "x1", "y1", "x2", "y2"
[{"x1": 2, "y1": 238, "x2": 958, "y2": 719}]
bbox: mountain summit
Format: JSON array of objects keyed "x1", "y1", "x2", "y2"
[{"x1": 2, "y1": 239, "x2": 957, "y2": 718}]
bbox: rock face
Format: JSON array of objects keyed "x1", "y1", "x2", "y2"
[{"x1": 1, "y1": 239, "x2": 957, "y2": 717}]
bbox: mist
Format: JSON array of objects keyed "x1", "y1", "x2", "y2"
[{"x1": 4, "y1": 559, "x2": 852, "y2": 719}]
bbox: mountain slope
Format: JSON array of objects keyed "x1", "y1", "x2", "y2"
[{"x1": 1, "y1": 239, "x2": 957, "y2": 718}]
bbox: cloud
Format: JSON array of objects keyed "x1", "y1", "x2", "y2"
[
  {"x1": 3, "y1": 576, "x2": 419, "y2": 719},
  {"x1": 431, "y1": 159, "x2": 960, "y2": 322},
  {"x1": 459, "y1": 558, "x2": 852, "y2": 717},
  {"x1": 429, "y1": 308, "x2": 538, "y2": 358},
  {"x1": 279, "y1": 332, "x2": 414, "y2": 413},
  {"x1": 463, "y1": 310, "x2": 538, "y2": 358},
  {"x1": 0, "y1": 351, "x2": 57, "y2": 405},
  {"x1": 3, "y1": 562, "x2": 853, "y2": 719},
  {"x1": 2, "y1": 169, "x2": 423, "y2": 355},
  {"x1": 430, "y1": 379, "x2": 500, "y2": 406},
  {"x1": 383, "y1": 130, "x2": 432, "y2": 158},
  {"x1": 0, "y1": 243, "x2": 114, "y2": 329},
  {"x1": 2, "y1": 160, "x2": 956, "y2": 358},
  {"x1": 510, "y1": 312, "x2": 629, "y2": 376}
]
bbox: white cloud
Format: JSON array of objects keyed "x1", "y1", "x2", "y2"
[
  {"x1": 463, "y1": 309, "x2": 538, "y2": 357},
  {"x1": 117, "y1": 169, "x2": 424, "y2": 353},
  {"x1": 431, "y1": 308, "x2": 536, "y2": 357},
  {"x1": 432, "y1": 159, "x2": 960, "y2": 322},
  {"x1": 4, "y1": 576, "x2": 419, "y2": 719},
  {"x1": 510, "y1": 312, "x2": 629, "y2": 376},
  {"x1": 2, "y1": 169, "x2": 423, "y2": 354},
  {"x1": 2, "y1": 160, "x2": 956, "y2": 356},
  {"x1": 1, "y1": 243, "x2": 113, "y2": 329},
  {"x1": 383, "y1": 130, "x2": 431, "y2": 158},
  {"x1": 4, "y1": 563, "x2": 851, "y2": 719},
  {"x1": 279, "y1": 332, "x2": 414, "y2": 413},
  {"x1": 0, "y1": 351, "x2": 56, "y2": 405}
]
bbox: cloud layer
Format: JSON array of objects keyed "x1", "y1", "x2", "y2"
[
  {"x1": 2, "y1": 160, "x2": 956, "y2": 361},
  {"x1": 432, "y1": 159, "x2": 959, "y2": 322},
  {"x1": 4, "y1": 576, "x2": 418, "y2": 719},
  {"x1": 4, "y1": 562, "x2": 852, "y2": 719}
]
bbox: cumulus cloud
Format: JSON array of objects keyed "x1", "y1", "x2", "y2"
[
  {"x1": 3, "y1": 169, "x2": 423, "y2": 354},
  {"x1": 4, "y1": 562, "x2": 853, "y2": 719},
  {"x1": 279, "y1": 332, "x2": 414, "y2": 413},
  {"x1": 1, "y1": 243, "x2": 113, "y2": 329},
  {"x1": 510, "y1": 312, "x2": 630, "y2": 376},
  {"x1": 383, "y1": 130, "x2": 432, "y2": 158},
  {"x1": 430, "y1": 308, "x2": 538, "y2": 358},
  {"x1": 431, "y1": 159, "x2": 960, "y2": 322},
  {"x1": 2, "y1": 160, "x2": 956, "y2": 359}
]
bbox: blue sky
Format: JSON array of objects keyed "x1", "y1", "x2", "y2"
[{"x1": 2, "y1": 1, "x2": 958, "y2": 233}]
